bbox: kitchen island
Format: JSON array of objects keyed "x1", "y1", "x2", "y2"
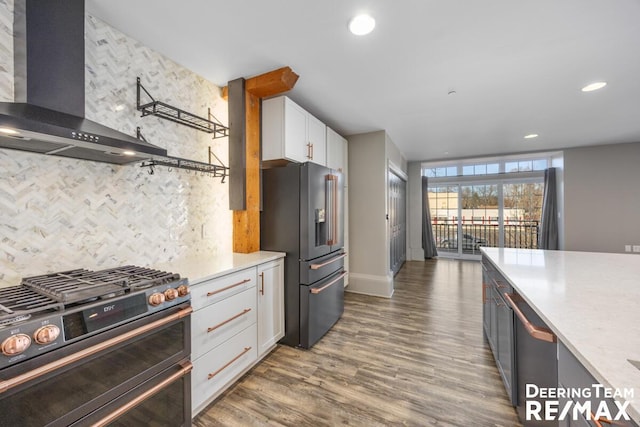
[{"x1": 482, "y1": 247, "x2": 640, "y2": 425}]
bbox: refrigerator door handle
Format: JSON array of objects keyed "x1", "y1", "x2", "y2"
[
  {"x1": 326, "y1": 174, "x2": 338, "y2": 245},
  {"x1": 310, "y1": 252, "x2": 347, "y2": 270},
  {"x1": 310, "y1": 271, "x2": 347, "y2": 294}
]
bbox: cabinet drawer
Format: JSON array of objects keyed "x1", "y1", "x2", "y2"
[
  {"x1": 192, "y1": 324, "x2": 258, "y2": 413},
  {"x1": 558, "y1": 343, "x2": 637, "y2": 427},
  {"x1": 191, "y1": 267, "x2": 257, "y2": 311},
  {"x1": 192, "y1": 287, "x2": 257, "y2": 360}
]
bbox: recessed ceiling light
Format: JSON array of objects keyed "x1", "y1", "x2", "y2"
[
  {"x1": 524, "y1": 134, "x2": 539, "y2": 139},
  {"x1": 122, "y1": 150, "x2": 136, "y2": 156},
  {"x1": 114, "y1": 104, "x2": 125, "y2": 112},
  {"x1": 581, "y1": 82, "x2": 607, "y2": 92},
  {"x1": 0, "y1": 127, "x2": 19, "y2": 135},
  {"x1": 349, "y1": 14, "x2": 375, "y2": 36}
]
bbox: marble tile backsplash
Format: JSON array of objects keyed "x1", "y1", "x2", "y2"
[{"x1": 0, "y1": 6, "x2": 232, "y2": 285}]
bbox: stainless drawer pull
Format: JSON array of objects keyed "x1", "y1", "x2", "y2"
[
  {"x1": 504, "y1": 293, "x2": 556, "y2": 343},
  {"x1": 310, "y1": 271, "x2": 347, "y2": 295},
  {"x1": 206, "y1": 279, "x2": 251, "y2": 297},
  {"x1": 207, "y1": 308, "x2": 252, "y2": 333},
  {"x1": 207, "y1": 347, "x2": 252, "y2": 380},
  {"x1": 310, "y1": 252, "x2": 347, "y2": 270},
  {"x1": 90, "y1": 361, "x2": 193, "y2": 427}
]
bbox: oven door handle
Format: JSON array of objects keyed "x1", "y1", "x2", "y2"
[
  {"x1": 0, "y1": 306, "x2": 193, "y2": 395},
  {"x1": 90, "y1": 361, "x2": 193, "y2": 427}
]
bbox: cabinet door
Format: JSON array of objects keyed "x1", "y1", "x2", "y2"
[
  {"x1": 257, "y1": 259, "x2": 285, "y2": 357},
  {"x1": 307, "y1": 112, "x2": 326, "y2": 166},
  {"x1": 496, "y1": 296, "x2": 515, "y2": 404},
  {"x1": 283, "y1": 98, "x2": 308, "y2": 163},
  {"x1": 326, "y1": 127, "x2": 346, "y2": 173}
]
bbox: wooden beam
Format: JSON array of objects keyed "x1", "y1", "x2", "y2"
[
  {"x1": 229, "y1": 66, "x2": 298, "y2": 253},
  {"x1": 232, "y1": 90, "x2": 260, "y2": 253},
  {"x1": 221, "y1": 66, "x2": 298, "y2": 101},
  {"x1": 245, "y1": 66, "x2": 299, "y2": 98}
]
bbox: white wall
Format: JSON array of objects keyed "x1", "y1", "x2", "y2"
[
  {"x1": 407, "y1": 162, "x2": 424, "y2": 260},
  {"x1": 0, "y1": 6, "x2": 231, "y2": 285},
  {"x1": 347, "y1": 130, "x2": 407, "y2": 297},
  {"x1": 564, "y1": 141, "x2": 640, "y2": 253}
]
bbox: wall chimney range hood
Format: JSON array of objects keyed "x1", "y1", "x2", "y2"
[{"x1": 0, "y1": 0, "x2": 168, "y2": 164}]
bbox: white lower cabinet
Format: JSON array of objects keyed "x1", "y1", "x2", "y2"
[
  {"x1": 191, "y1": 287, "x2": 257, "y2": 360},
  {"x1": 257, "y1": 260, "x2": 284, "y2": 357},
  {"x1": 190, "y1": 257, "x2": 284, "y2": 417},
  {"x1": 192, "y1": 324, "x2": 258, "y2": 413}
]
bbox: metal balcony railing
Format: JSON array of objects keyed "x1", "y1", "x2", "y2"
[{"x1": 432, "y1": 219, "x2": 539, "y2": 254}]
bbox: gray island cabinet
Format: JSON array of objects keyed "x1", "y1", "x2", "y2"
[{"x1": 481, "y1": 248, "x2": 640, "y2": 427}]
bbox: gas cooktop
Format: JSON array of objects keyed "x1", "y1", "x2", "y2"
[{"x1": 0, "y1": 265, "x2": 190, "y2": 369}]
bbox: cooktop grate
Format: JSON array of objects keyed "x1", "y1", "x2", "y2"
[
  {"x1": 97, "y1": 266, "x2": 181, "y2": 291},
  {"x1": 21, "y1": 266, "x2": 182, "y2": 304},
  {"x1": 0, "y1": 286, "x2": 63, "y2": 326}
]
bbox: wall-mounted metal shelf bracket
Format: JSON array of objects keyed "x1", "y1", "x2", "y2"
[
  {"x1": 136, "y1": 128, "x2": 228, "y2": 182},
  {"x1": 136, "y1": 77, "x2": 229, "y2": 139}
]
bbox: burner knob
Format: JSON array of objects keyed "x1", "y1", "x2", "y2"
[
  {"x1": 2, "y1": 333, "x2": 32, "y2": 356},
  {"x1": 163, "y1": 288, "x2": 178, "y2": 301},
  {"x1": 177, "y1": 285, "x2": 189, "y2": 297},
  {"x1": 148, "y1": 292, "x2": 165, "y2": 306},
  {"x1": 34, "y1": 325, "x2": 61, "y2": 344}
]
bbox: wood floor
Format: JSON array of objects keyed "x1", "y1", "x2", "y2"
[{"x1": 193, "y1": 259, "x2": 521, "y2": 427}]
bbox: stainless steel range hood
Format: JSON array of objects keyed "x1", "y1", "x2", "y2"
[{"x1": 0, "y1": 0, "x2": 167, "y2": 164}]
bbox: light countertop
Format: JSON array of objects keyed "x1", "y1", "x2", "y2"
[
  {"x1": 481, "y1": 247, "x2": 640, "y2": 423},
  {"x1": 155, "y1": 251, "x2": 286, "y2": 285}
]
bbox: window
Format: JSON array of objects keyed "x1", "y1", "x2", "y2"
[{"x1": 423, "y1": 154, "x2": 553, "y2": 258}]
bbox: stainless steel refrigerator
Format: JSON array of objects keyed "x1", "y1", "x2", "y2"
[{"x1": 261, "y1": 162, "x2": 346, "y2": 348}]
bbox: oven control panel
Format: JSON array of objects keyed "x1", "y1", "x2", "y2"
[{"x1": 0, "y1": 316, "x2": 65, "y2": 368}]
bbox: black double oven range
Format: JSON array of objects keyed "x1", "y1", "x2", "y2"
[{"x1": 0, "y1": 265, "x2": 192, "y2": 427}]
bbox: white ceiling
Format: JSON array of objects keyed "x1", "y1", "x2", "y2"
[{"x1": 86, "y1": 0, "x2": 640, "y2": 162}]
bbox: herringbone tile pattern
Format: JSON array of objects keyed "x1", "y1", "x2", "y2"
[
  {"x1": 0, "y1": 11, "x2": 230, "y2": 286},
  {"x1": 0, "y1": 0, "x2": 13, "y2": 102}
]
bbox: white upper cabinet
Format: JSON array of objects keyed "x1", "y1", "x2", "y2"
[
  {"x1": 326, "y1": 126, "x2": 347, "y2": 174},
  {"x1": 262, "y1": 96, "x2": 326, "y2": 166}
]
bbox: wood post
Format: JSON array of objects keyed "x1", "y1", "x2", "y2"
[{"x1": 227, "y1": 67, "x2": 299, "y2": 253}]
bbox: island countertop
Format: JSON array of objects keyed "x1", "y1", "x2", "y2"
[{"x1": 481, "y1": 247, "x2": 640, "y2": 423}]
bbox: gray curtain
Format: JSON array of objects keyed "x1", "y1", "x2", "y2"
[
  {"x1": 539, "y1": 167, "x2": 558, "y2": 250},
  {"x1": 422, "y1": 176, "x2": 438, "y2": 258}
]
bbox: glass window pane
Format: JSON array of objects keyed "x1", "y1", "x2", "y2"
[
  {"x1": 475, "y1": 164, "x2": 486, "y2": 175},
  {"x1": 424, "y1": 168, "x2": 436, "y2": 178},
  {"x1": 487, "y1": 163, "x2": 499, "y2": 174},
  {"x1": 533, "y1": 159, "x2": 547, "y2": 171},
  {"x1": 434, "y1": 167, "x2": 446, "y2": 177},
  {"x1": 518, "y1": 161, "x2": 532, "y2": 172},
  {"x1": 446, "y1": 166, "x2": 457, "y2": 176},
  {"x1": 462, "y1": 165, "x2": 474, "y2": 175},
  {"x1": 505, "y1": 161, "x2": 518, "y2": 173}
]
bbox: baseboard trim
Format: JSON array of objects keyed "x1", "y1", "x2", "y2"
[{"x1": 345, "y1": 272, "x2": 394, "y2": 298}]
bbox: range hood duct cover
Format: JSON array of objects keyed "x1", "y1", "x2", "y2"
[{"x1": 0, "y1": 0, "x2": 167, "y2": 164}]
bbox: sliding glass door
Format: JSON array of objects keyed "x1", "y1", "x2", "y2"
[{"x1": 428, "y1": 180, "x2": 543, "y2": 258}]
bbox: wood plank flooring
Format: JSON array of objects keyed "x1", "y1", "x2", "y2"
[{"x1": 193, "y1": 259, "x2": 521, "y2": 426}]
